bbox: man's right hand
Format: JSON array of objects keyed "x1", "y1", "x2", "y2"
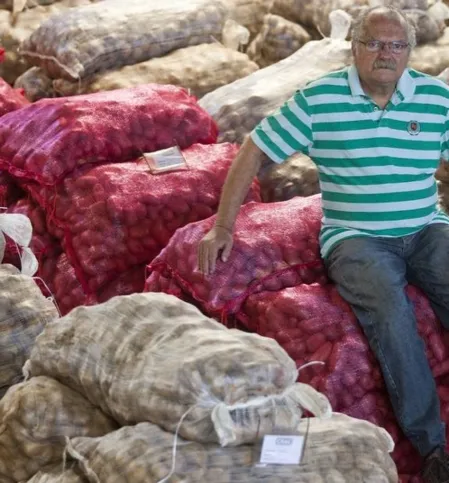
[{"x1": 197, "y1": 226, "x2": 233, "y2": 275}]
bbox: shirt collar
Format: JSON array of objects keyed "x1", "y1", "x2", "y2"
[{"x1": 347, "y1": 65, "x2": 416, "y2": 102}]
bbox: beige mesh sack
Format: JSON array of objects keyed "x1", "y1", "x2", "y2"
[
  {"x1": 66, "y1": 414, "x2": 397, "y2": 483},
  {"x1": 52, "y1": 44, "x2": 259, "y2": 99},
  {"x1": 0, "y1": 376, "x2": 117, "y2": 482},
  {"x1": 199, "y1": 9, "x2": 353, "y2": 144},
  {"x1": 409, "y1": 26, "x2": 449, "y2": 75},
  {"x1": 0, "y1": 0, "x2": 97, "y2": 84},
  {"x1": 404, "y1": 9, "x2": 444, "y2": 44},
  {"x1": 271, "y1": 0, "x2": 368, "y2": 37},
  {"x1": 25, "y1": 292, "x2": 331, "y2": 446},
  {"x1": 258, "y1": 153, "x2": 319, "y2": 202},
  {"x1": 223, "y1": 0, "x2": 273, "y2": 37},
  {"x1": 14, "y1": 66, "x2": 54, "y2": 101},
  {"x1": 19, "y1": 0, "x2": 230, "y2": 81},
  {"x1": 0, "y1": 264, "x2": 57, "y2": 396},
  {"x1": 26, "y1": 464, "x2": 87, "y2": 483},
  {"x1": 247, "y1": 14, "x2": 311, "y2": 68}
]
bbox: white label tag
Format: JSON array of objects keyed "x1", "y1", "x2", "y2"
[
  {"x1": 142, "y1": 146, "x2": 187, "y2": 173},
  {"x1": 259, "y1": 435, "x2": 304, "y2": 465}
]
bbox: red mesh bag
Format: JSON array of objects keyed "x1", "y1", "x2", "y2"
[
  {"x1": 0, "y1": 171, "x2": 25, "y2": 208},
  {"x1": 30, "y1": 143, "x2": 255, "y2": 295},
  {"x1": 145, "y1": 194, "x2": 327, "y2": 317},
  {"x1": 42, "y1": 253, "x2": 147, "y2": 315},
  {"x1": 239, "y1": 283, "x2": 449, "y2": 480},
  {"x1": 0, "y1": 78, "x2": 30, "y2": 118},
  {"x1": 0, "y1": 84, "x2": 218, "y2": 186},
  {"x1": 7, "y1": 197, "x2": 59, "y2": 262}
]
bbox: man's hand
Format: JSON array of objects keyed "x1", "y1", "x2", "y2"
[{"x1": 198, "y1": 226, "x2": 233, "y2": 275}]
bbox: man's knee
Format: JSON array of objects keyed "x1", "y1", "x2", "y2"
[{"x1": 326, "y1": 237, "x2": 406, "y2": 302}]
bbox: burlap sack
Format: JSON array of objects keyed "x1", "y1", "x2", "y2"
[
  {"x1": 52, "y1": 44, "x2": 258, "y2": 99},
  {"x1": 0, "y1": 376, "x2": 117, "y2": 482},
  {"x1": 26, "y1": 464, "x2": 87, "y2": 483},
  {"x1": 66, "y1": 414, "x2": 398, "y2": 483},
  {"x1": 258, "y1": 153, "x2": 319, "y2": 202},
  {"x1": 0, "y1": 0, "x2": 97, "y2": 84},
  {"x1": 20, "y1": 0, "x2": 230, "y2": 80},
  {"x1": 409, "y1": 26, "x2": 449, "y2": 75},
  {"x1": 14, "y1": 66, "x2": 54, "y2": 100},
  {"x1": 247, "y1": 14, "x2": 311, "y2": 68},
  {"x1": 0, "y1": 264, "x2": 57, "y2": 394},
  {"x1": 25, "y1": 292, "x2": 331, "y2": 446},
  {"x1": 271, "y1": 0, "x2": 368, "y2": 37},
  {"x1": 199, "y1": 9, "x2": 353, "y2": 144}
]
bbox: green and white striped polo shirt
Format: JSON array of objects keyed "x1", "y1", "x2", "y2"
[{"x1": 251, "y1": 65, "x2": 449, "y2": 258}]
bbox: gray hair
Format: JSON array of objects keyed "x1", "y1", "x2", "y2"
[{"x1": 351, "y1": 6, "x2": 417, "y2": 49}]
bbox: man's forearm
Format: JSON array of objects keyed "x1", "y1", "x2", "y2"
[{"x1": 215, "y1": 137, "x2": 264, "y2": 231}]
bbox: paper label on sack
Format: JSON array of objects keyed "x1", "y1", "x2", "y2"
[
  {"x1": 142, "y1": 146, "x2": 188, "y2": 174},
  {"x1": 259, "y1": 435, "x2": 304, "y2": 465}
]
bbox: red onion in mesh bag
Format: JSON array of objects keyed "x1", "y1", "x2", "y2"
[
  {"x1": 145, "y1": 194, "x2": 327, "y2": 316},
  {"x1": 0, "y1": 84, "x2": 217, "y2": 186}
]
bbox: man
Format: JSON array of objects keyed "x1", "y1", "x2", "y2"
[{"x1": 198, "y1": 5, "x2": 449, "y2": 482}]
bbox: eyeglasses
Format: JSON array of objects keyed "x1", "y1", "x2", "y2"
[{"x1": 358, "y1": 40, "x2": 409, "y2": 54}]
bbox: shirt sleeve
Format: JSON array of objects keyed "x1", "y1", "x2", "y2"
[
  {"x1": 250, "y1": 90, "x2": 314, "y2": 164},
  {"x1": 442, "y1": 108, "x2": 449, "y2": 162}
]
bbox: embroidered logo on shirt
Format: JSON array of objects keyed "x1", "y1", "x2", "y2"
[{"x1": 407, "y1": 121, "x2": 420, "y2": 136}]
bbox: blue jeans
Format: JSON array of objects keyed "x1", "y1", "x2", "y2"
[{"x1": 325, "y1": 223, "x2": 449, "y2": 457}]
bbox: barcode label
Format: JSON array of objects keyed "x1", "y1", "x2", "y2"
[{"x1": 143, "y1": 146, "x2": 187, "y2": 173}]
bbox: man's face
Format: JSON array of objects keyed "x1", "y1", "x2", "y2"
[{"x1": 352, "y1": 15, "x2": 410, "y2": 87}]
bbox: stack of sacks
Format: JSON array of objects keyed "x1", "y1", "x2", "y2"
[
  {"x1": 144, "y1": 194, "x2": 449, "y2": 480},
  {"x1": 0, "y1": 0, "x2": 100, "y2": 85},
  {"x1": 0, "y1": 83, "x2": 262, "y2": 314},
  {"x1": 24, "y1": 293, "x2": 332, "y2": 445},
  {"x1": 63, "y1": 414, "x2": 397, "y2": 482},
  {"x1": 0, "y1": 265, "x2": 58, "y2": 399},
  {"x1": 14, "y1": 0, "x2": 259, "y2": 101},
  {"x1": 239, "y1": 282, "x2": 449, "y2": 479},
  {"x1": 2, "y1": 292, "x2": 397, "y2": 482},
  {"x1": 199, "y1": 9, "x2": 353, "y2": 144},
  {"x1": 26, "y1": 142, "x2": 259, "y2": 314}
]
